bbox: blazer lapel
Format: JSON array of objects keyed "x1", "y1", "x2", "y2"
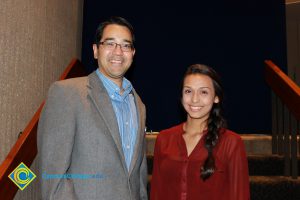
[
  {"x1": 87, "y1": 71, "x2": 127, "y2": 172},
  {"x1": 129, "y1": 89, "x2": 145, "y2": 175}
]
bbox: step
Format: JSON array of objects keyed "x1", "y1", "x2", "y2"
[
  {"x1": 146, "y1": 133, "x2": 272, "y2": 155},
  {"x1": 248, "y1": 155, "x2": 300, "y2": 176},
  {"x1": 250, "y1": 176, "x2": 300, "y2": 200}
]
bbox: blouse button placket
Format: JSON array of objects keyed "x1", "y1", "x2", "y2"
[{"x1": 181, "y1": 159, "x2": 189, "y2": 200}]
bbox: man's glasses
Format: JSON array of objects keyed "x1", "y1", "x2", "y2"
[{"x1": 99, "y1": 41, "x2": 134, "y2": 52}]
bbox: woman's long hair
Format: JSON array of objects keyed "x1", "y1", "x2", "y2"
[{"x1": 182, "y1": 64, "x2": 226, "y2": 181}]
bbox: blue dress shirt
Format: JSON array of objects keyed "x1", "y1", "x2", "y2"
[{"x1": 96, "y1": 69, "x2": 138, "y2": 170}]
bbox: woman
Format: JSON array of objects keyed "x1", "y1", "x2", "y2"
[{"x1": 150, "y1": 64, "x2": 250, "y2": 200}]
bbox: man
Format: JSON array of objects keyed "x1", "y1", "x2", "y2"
[{"x1": 38, "y1": 16, "x2": 147, "y2": 200}]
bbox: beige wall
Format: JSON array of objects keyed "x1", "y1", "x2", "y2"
[{"x1": 0, "y1": 0, "x2": 83, "y2": 199}]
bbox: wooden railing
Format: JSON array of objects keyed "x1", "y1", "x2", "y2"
[
  {"x1": 0, "y1": 58, "x2": 87, "y2": 199},
  {"x1": 265, "y1": 60, "x2": 300, "y2": 179}
]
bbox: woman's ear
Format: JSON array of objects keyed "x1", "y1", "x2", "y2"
[{"x1": 214, "y1": 96, "x2": 219, "y2": 103}]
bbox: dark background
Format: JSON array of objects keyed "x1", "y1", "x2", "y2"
[{"x1": 81, "y1": 0, "x2": 287, "y2": 133}]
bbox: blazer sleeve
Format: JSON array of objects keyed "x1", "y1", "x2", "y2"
[
  {"x1": 150, "y1": 134, "x2": 162, "y2": 200},
  {"x1": 37, "y1": 82, "x2": 78, "y2": 200},
  {"x1": 228, "y1": 137, "x2": 250, "y2": 200}
]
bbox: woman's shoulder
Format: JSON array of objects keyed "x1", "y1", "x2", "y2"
[
  {"x1": 157, "y1": 123, "x2": 184, "y2": 139},
  {"x1": 219, "y1": 128, "x2": 243, "y2": 146},
  {"x1": 159, "y1": 123, "x2": 183, "y2": 135},
  {"x1": 216, "y1": 129, "x2": 246, "y2": 158},
  {"x1": 154, "y1": 123, "x2": 184, "y2": 148}
]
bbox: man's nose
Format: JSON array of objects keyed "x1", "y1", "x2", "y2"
[{"x1": 112, "y1": 44, "x2": 124, "y2": 55}]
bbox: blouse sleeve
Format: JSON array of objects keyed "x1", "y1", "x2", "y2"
[
  {"x1": 150, "y1": 134, "x2": 162, "y2": 200},
  {"x1": 228, "y1": 137, "x2": 250, "y2": 200}
]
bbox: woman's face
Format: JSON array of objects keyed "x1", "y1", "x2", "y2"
[{"x1": 182, "y1": 74, "x2": 219, "y2": 121}]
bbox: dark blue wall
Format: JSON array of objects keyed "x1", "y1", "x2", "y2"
[{"x1": 81, "y1": 0, "x2": 287, "y2": 133}]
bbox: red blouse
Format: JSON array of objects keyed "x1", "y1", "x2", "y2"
[{"x1": 150, "y1": 123, "x2": 250, "y2": 200}]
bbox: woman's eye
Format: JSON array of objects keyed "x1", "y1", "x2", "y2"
[
  {"x1": 184, "y1": 90, "x2": 191, "y2": 94},
  {"x1": 201, "y1": 90, "x2": 208, "y2": 95}
]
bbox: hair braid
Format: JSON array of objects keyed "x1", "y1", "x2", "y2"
[{"x1": 200, "y1": 103, "x2": 226, "y2": 180}]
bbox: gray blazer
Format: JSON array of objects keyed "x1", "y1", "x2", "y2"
[{"x1": 37, "y1": 71, "x2": 147, "y2": 200}]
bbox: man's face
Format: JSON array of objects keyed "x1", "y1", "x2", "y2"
[{"x1": 93, "y1": 24, "x2": 135, "y2": 85}]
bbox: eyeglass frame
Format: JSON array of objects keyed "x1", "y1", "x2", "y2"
[{"x1": 99, "y1": 41, "x2": 134, "y2": 52}]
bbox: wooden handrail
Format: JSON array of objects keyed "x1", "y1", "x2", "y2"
[
  {"x1": 265, "y1": 60, "x2": 300, "y2": 179},
  {"x1": 59, "y1": 59, "x2": 87, "y2": 80},
  {"x1": 0, "y1": 58, "x2": 87, "y2": 199},
  {"x1": 265, "y1": 60, "x2": 300, "y2": 120}
]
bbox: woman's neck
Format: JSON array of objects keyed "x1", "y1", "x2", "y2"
[{"x1": 184, "y1": 117, "x2": 207, "y2": 136}]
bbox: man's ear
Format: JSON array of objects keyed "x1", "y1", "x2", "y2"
[{"x1": 92, "y1": 44, "x2": 98, "y2": 59}]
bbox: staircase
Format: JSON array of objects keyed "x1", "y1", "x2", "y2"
[{"x1": 146, "y1": 133, "x2": 300, "y2": 200}]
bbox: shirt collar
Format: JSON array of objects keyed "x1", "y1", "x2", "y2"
[{"x1": 96, "y1": 69, "x2": 133, "y2": 101}]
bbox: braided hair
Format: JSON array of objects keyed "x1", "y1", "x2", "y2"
[{"x1": 183, "y1": 64, "x2": 226, "y2": 181}]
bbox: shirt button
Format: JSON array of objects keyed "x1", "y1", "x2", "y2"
[
  {"x1": 111, "y1": 94, "x2": 114, "y2": 98},
  {"x1": 125, "y1": 122, "x2": 129, "y2": 125},
  {"x1": 126, "y1": 145, "x2": 130, "y2": 149}
]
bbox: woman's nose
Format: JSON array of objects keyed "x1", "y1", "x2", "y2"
[{"x1": 191, "y1": 93, "x2": 200, "y2": 103}]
